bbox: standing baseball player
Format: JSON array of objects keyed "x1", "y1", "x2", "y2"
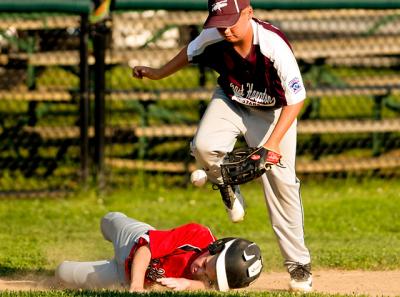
[
  {"x1": 56, "y1": 212, "x2": 263, "y2": 292},
  {"x1": 132, "y1": 0, "x2": 312, "y2": 292}
]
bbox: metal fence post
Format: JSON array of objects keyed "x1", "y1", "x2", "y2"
[
  {"x1": 93, "y1": 22, "x2": 108, "y2": 189},
  {"x1": 79, "y1": 13, "x2": 90, "y2": 186}
]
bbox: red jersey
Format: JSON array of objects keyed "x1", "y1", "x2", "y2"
[{"x1": 125, "y1": 223, "x2": 216, "y2": 284}]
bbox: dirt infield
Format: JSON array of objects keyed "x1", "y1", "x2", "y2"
[
  {"x1": 253, "y1": 270, "x2": 400, "y2": 296},
  {"x1": 1, "y1": 270, "x2": 400, "y2": 296}
]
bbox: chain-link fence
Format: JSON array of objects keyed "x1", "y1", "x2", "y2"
[
  {"x1": 1, "y1": 1, "x2": 400, "y2": 195},
  {"x1": 104, "y1": 7, "x2": 400, "y2": 187},
  {"x1": 0, "y1": 2, "x2": 91, "y2": 197}
]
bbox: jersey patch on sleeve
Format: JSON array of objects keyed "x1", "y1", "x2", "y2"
[{"x1": 288, "y1": 77, "x2": 303, "y2": 94}]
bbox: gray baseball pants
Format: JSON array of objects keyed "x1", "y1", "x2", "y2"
[
  {"x1": 191, "y1": 87, "x2": 311, "y2": 266},
  {"x1": 55, "y1": 212, "x2": 154, "y2": 289}
]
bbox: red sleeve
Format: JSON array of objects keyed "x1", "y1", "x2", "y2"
[{"x1": 148, "y1": 223, "x2": 216, "y2": 259}]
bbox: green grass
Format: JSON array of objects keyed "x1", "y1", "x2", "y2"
[{"x1": 1, "y1": 177, "x2": 400, "y2": 277}]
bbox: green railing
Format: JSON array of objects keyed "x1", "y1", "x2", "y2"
[
  {"x1": 0, "y1": 0, "x2": 92, "y2": 14},
  {"x1": 114, "y1": 0, "x2": 400, "y2": 10}
]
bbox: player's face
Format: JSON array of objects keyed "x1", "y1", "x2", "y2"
[
  {"x1": 217, "y1": 7, "x2": 253, "y2": 43},
  {"x1": 190, "y1": 251, "x2": 218, "y2": 283}
]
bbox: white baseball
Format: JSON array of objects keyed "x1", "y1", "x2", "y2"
[{"x1": 190, "y1": 169, "x2": 208, "y2": 187}]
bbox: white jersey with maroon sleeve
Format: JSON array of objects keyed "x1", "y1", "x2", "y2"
[{"x1": 187, "y1": 18, "x2": 306, "y2": 108}]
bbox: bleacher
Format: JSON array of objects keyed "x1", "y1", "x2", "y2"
[{"x1": 1, "y1": 2, "x2": 400, "y2": 195}]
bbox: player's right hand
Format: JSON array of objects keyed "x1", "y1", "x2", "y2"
[
  {"x1": 156, "y1": 277, "x2": 191, "y2": 291},
  {"x1": 132, "y1": 66, "x2": 160, "y2": 80}
]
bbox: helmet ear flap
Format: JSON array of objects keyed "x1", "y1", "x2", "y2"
[{"x1": 208, "y1": 237, "x2": 235, "y2": 255}]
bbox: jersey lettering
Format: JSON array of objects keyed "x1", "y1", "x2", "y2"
[
  {"x1": 146, "y1": 259, "x2": 166, "y2": 280},
  {"x1": 230, "y1": 82, "x2": 276, "y2": 106}
]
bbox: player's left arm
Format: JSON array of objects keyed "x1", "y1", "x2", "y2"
[
  {"x1": 258, "y1": 27, "x2": 306, "y2": 154},
  {"x1": 262, "y1": 100, "x2": 304, "y2": 153},
  {"x1": 129, "y1": 244, "x2": 152, "y2": 292}
]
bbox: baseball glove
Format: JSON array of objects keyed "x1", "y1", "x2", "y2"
[{"x1": 221, "y1": 147, "x2": 282, "y2": 185}]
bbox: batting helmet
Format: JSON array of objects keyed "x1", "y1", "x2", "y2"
[{"x1": 208, "y1": 237, "x2": 263, "y2": 291}]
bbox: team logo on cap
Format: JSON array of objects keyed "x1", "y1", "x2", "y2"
[{"x1": 212, "y1": 0, "x2": 228, "y2": 12}]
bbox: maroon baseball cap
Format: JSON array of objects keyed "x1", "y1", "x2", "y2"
[{"x1": 204, "y1": 0, "x2": 250, "y2": 29}]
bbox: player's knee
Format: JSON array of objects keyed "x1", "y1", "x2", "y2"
[
  {"x1": 191, "y1": 140, "x2": 220, "y2": 162},
  {"x1": 100, "y1": 212, "x2": 126, "y2": 240},
  {"x1": 102, "y1": 212, "x2": 125, "y2": 222}
]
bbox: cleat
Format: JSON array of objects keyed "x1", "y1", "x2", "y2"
[
  {"x1": 288, "y1": 263, "x2": 313, "y2": 292},
  {"x1": 217, "y1": 184, "x2": 245, "y2": 223}
]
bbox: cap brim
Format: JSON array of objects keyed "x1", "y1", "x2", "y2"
[
  {"x1": 203, "y1": 13, "x2": 241, "y2": 29},
  {"x1": 215, "y1": 239, "x2": 236, "y2": 291}
]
